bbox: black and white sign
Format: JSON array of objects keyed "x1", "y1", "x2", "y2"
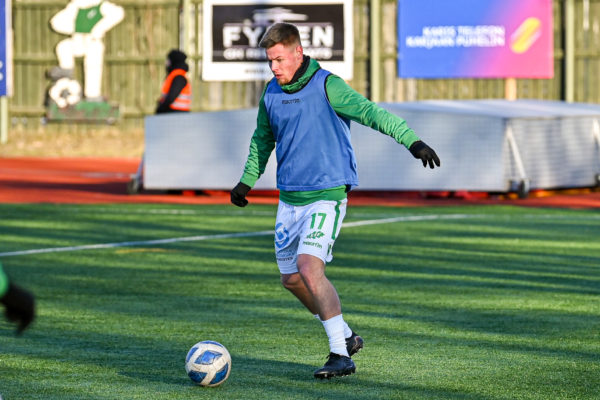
[{"x1": 202, "y1": 0, "x2": 353, "y2": 81}]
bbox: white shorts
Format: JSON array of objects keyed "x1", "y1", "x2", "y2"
[{"x1": 274, "y1": 199, "x2": 347, "y2": 274}]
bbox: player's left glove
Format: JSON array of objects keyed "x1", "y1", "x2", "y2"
[
  {"x1": 1, "y1": 283, "x2": 35, "y2": 335},
  {"x1": 409, "y1": 140, "x2": 441, "y2": 169}
]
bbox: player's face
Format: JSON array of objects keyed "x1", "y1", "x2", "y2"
[{"x1": 266, "y1": 42, "x2": 303, "y2": 86}]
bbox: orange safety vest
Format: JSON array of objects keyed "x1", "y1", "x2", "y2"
[{"x1": 160, "y1": 69, "x2": 191, "y2": 111}]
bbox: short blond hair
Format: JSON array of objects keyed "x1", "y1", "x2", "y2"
[{"x1": 259, "y1": 23, "x2": 301, "y2": 49}]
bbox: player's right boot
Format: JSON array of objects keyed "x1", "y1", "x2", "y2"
[
  {"x1": 313, "y1": 353, "x2": 356, "y2": 379},
  {"x1": 346, "y1": 331, "x2": 364, "y2": 356}
]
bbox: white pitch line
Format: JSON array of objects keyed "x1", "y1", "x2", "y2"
[
  {"x1": 343, "y1": 213, "x2": 471, "y2": 228},
  {"x1": 0, "y1": 230, "x2": 274, "y2": 258},
  {"x1": 0, "y1": 214, "x2": 472, "y2": 258}
]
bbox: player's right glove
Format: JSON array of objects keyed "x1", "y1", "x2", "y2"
[
  {"x1": 409, "y1": 140, "x2": 441, "y2": 169},
  {"x1": 1, "y1": 283, "x2": 35, "y2": 335},
  {"x1": 230, "y1": 182, "x2": 251, "y2": 207}
]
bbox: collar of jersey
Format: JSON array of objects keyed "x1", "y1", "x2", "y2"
[{"x1": 280, "y1": 58, "x2": 321, "y2": 94}]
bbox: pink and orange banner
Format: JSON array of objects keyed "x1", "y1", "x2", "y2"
[{"x1": 398, "y1": 0, "x2": 554, "y2": 78}]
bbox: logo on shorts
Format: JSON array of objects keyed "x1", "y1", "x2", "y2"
[
  {"x1": 305, "y1": 231, "x2": 325, "y2": 239},
  {"x1": 275, "y1": 222, "x2": 290, "y2": 249},
  {"x1": 302, "y1": 241, "x2": 322, "y2": 249}
]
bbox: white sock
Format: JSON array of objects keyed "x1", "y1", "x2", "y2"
[
  {"x1": 342, "y1": 321, "x2": 352, "y2": 338},
  {"x1": 316, "y1": 314, "x2": 353, "y2": 339},
  {"x1": 321, "y1": 314, "x2": 349, "y2": 357}
]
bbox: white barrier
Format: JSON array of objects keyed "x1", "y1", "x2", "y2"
[{"x1": 144, "y1": 100, "x2": 600, "y2": 194}]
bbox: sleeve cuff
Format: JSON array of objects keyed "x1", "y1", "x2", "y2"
[
  {"x1": 240, "y1": 174, "x2": 257, "y2": 188},
  {"x1": 402, "y1": 130, "x2": 420, "y2": 149}
]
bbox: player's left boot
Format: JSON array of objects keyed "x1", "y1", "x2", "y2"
[{"x1": 313, "y1": 353, "x2": 356, "y2": 379}]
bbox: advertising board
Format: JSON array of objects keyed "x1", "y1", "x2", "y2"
[
  {"x1": 0, "y1": 0, "x2": 12, "y2": 96},
  {"x1": 203, "y1": 0, "x2": 353, "y2": 81},
  {"x1": 398, "y1": 0, "x2": 553, "y2": 78}
]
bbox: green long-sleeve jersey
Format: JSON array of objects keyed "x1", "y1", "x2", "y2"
[
  {"x1": 240, "y1": 58, "x2": 420, "y2": 205},
  {"x1": 0, "y1": 263, "x2": 8, "y2": 297}
]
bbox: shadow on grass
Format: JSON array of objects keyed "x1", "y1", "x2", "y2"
[
  {"x1": 1, "y1": 329, "x2": 500, "y2": 400},
  {"x1": 118, "y1": 353, "x2": 500, "y2": 400}
]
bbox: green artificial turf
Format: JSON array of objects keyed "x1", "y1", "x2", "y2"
[{"x1": 0, "y1": 203, "x2": 598, "y2": 399}]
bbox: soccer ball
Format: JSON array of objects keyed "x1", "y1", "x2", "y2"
[{"x1": 185, "y1": 340, "x2": 231, "y2": 387}]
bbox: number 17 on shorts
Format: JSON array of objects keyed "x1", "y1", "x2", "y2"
[{"x1": 274, "y1": 199, "x2": 347, "y2": 273}]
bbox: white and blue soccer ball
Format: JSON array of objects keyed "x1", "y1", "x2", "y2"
[{"x1": 185, "y1": 340, "x2": 231, "y2": 387}]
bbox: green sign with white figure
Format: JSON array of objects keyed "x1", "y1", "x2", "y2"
[{"x1": 46, "y1": 0, "x2": 124, "y2": 123}]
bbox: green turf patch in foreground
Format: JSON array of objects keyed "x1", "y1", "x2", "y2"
[{"x1": 0, "y1": 203, "x2": 598, "y2": 399}]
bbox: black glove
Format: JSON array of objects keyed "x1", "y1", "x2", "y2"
[
  {"x1": 1, "y1": 283, "x2": 35, "y2": 335},
  {"x1": 230, "y1": 182, "x2": 251, "y2": 207},
  {"x1": 409, "y1": 140, "x2": 441, "y2": 169}
]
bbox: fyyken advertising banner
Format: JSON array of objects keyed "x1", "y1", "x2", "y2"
[
  {"x1": 398, "y1": 0, "x2": 553, "y2": 78},
  {"x1": 203, "y1": 0, "x2": 353, "y2": 81}
]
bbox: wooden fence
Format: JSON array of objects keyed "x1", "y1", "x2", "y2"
[{"x1": 5, "y1": 0, "x2": 600, "y2": 133}]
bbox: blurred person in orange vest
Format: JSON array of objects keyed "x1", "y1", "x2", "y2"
[
  {"x1": 129, "y1": 49, "x2": 191, "y2": 193},
  {"x1": 155, "y1": 49, "x2": 191, "y2": 113}
]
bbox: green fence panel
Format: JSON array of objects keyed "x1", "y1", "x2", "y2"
[
  {"x1": 574, "y1": 0, "x2": 600, "y2": 103},
  {"x1": 5, "y1": 0, "x2": 600, "y2": 134}
]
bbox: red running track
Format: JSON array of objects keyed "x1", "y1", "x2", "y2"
[{"x1": 1, "y1": 157, "x2": 599, "y2": 208}]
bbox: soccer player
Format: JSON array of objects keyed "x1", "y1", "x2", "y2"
[
  {"x1": 0, "y1": 263, "x2": 35, "y2": 335},
  {"x1": 230, "y1": 23, "x2": 440, "y2": 379}
]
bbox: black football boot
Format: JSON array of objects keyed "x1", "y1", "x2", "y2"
[{"x1": 314, "y1": 353, "x2": 356, "y2": 379}]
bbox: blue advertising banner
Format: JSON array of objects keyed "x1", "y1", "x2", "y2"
[
  {"x1": 398, "y1": 0, "x2": 553, "y2": 78},
  {"x1": 0, "y1": 0, "x2": 11, "y2": 96}
]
